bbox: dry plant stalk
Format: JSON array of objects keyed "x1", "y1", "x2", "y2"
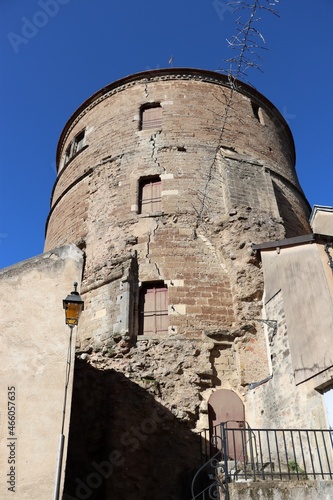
[{"x1": 195, "y1": 0, "x2": 280, "y2": 222}]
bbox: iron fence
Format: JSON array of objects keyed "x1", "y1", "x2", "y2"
[
  {"x1": 192, "y1": 423, "x2": 333, "y2": 499},
  {"x1": 220, "y1": 424, "x2": 333, "y2": 481}
]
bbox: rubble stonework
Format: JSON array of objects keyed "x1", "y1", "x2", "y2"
[{"x1": 44, "y1": 69, "x2": 318, "y2": 498}]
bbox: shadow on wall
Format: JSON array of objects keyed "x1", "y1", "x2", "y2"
[{"x1": 63, "y1": 359, "x2": 204, "y2": 500}]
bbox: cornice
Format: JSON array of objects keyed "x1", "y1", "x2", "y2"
[{"x1": 56, "y1": 68, "x2": 295, "y2": 170}]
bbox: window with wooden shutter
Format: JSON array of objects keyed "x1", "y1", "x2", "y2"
[
  {"x1": 140, "y1": 104, "x2": 162, "y2": 130},
  {"x1": 139, "y1": 284, "x2": 168, "y2": 336},
  {"x1": 139, "y1": 177, "x2": 162, "y2": 214}
]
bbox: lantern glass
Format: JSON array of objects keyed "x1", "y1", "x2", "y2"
[
  {"x1": 63, "y1": 282, "x2": 84, "y2": 328},
  {"x1": 64, "y1": 302, "x2": 81, "y2": 327}
]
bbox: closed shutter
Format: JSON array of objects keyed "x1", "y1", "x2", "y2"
[
  {"x1": 141, "y1": 106, "x2": 162, "y2": 130},
  {"x1": 140, "y1": 285, "x2": 168, "y2": 335},
  {"x1": 140, "y1": 179, "x2": 162, "y2": 213},
  {"x1": 208, "y1": 390, "x2": 246, "y2": 461}
]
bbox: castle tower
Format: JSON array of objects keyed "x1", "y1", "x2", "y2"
[
  {"x1": 45, "y1": 68, "x2": 310, "y2": 340},
  {"x1": 44, "y1": 69, "x2": 315, "y2": 499}
]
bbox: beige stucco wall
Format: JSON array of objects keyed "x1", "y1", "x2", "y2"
[
  {"x1": 260, "y1": 242, "x2": 333, "y2": 388},
  {"x1": 310, "y1": 206, "x2": 333, "y2": 236},
  {"x1": 0, "y1": 245, "x2": 84, "y2": 499}
]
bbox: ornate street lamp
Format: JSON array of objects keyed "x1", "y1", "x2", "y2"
[
  {"x1": 54, "y1": 282, "x2": 84, "y2": 500},
  {"x1": 63, "y1": 282, "x2": 84, "y2": 328}
]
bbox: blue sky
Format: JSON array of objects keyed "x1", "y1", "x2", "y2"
[{"x1": 0, "y1": 0, "x2": 332, "y2": 269}]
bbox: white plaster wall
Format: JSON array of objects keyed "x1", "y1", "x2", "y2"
[{"x1": 310, "y1": 207, "x2": 333, "y2": 236}]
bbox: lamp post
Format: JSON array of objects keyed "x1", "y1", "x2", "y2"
[{"x1": 54, "y1": 282, "x2": 84, "y2": 500}]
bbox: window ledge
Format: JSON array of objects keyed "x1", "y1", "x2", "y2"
[
  {"x1": 136, "y1": 335, "x2": 171, "y2": 341},
  {"x1": 137, "y1": 127, "x2": 163, "y2": 136},
  {"x1": 138, "y1": 211, "x2": 164, "y2": 218},
  {"x1": 136, "y1": 334, "x2": 198, "y2": 342}
]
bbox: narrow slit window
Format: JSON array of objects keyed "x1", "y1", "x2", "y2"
[
  {"x1": 139, "y1": 177, "x2": 162, "y2": 214},
  {"x1": 64, "y1": 144, "x2": 72, "y2": 165},
  {"x1": 140, "y1": 104, "x2": 162, "y2": 130},
  {"x1": 251, "y1": 102, "x2": 260, "y2": 121},
  {"x1": 139, "y1": 283, "x2": 168, "y2": 336},
  {"x1": 251, "y1": 102, "x2": 265, "y2": 125}
]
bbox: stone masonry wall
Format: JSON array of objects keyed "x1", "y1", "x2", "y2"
[
  {"x1": 45, "y1": 70, "x2": 310, "y2": 350},
  {"x1": 44, "y1": 70, "x2": 314, "y2": 499},
  {"x1": 228, "y1": 480, "x2": 333, "y2": 500},
  {"x1": 246, "y1": 290, "x2": 326, "y2": 430}
]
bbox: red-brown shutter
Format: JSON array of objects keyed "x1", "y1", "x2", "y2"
[
  {"x1": 141, "y1": 286, "x2": 168, "y2": 335},
  {"x1": 208, "y1": 390, "x2": 246, "y2": 461},
  {"x1": 154, "y1": 287, "x2": 168, "y2": 334},
  {"x1": 140, "y1": 179, "x2": 161, "y2": 213},
  {"x1": 141, "y1": 106, "x2": 162, "y2": 130}
]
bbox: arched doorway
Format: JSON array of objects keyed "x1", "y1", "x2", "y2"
[{"x1": 208, "y1": 389, "x2": 245, "y2": 461}]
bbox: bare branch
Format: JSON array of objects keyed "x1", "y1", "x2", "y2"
[
  {"x1": 222, "y1": 0, "x2": 280, "y2": 81},
  {"x1": 194, "y1": 0, "x2": 280, "y2": 223}
]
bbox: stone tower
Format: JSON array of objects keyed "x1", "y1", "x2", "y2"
[{"x1": 44, "y1": 68, "x2": 313, "y2": 499}]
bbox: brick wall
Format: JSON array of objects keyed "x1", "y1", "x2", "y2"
[
  {"x1": 44, "y1": 69, "x2": 315, "y2": 499},
  {"x1": 45, "y1": 70, "x2": 311, "y2": 347}
]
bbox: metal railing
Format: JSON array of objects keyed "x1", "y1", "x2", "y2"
[
  {"x1": 221, "y1": 424, "x2": 333, "y2": 481},
  {"x1": 192, "y1": 422, "x2": 333, "y2": 499}
]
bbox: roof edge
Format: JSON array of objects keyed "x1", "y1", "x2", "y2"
[
  {"x1": 252, "y1": 233, "x2": 333, "y2": 252},
  {"x1": 310, "y1": 205, "x2": 333, "y2": 226}
]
